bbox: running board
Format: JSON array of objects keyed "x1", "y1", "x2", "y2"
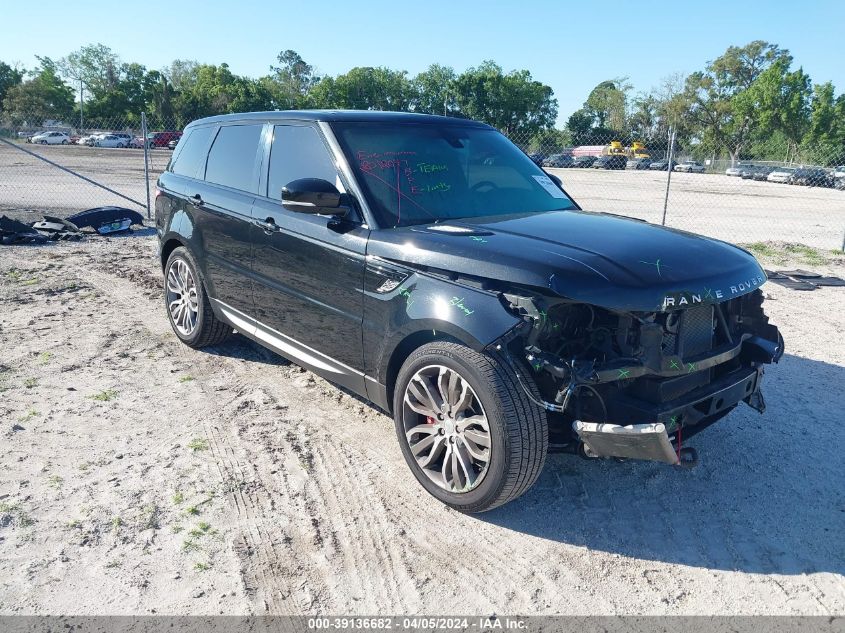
[{"x1": 573, "y1": 421, "x2": 680, "y2": 464}]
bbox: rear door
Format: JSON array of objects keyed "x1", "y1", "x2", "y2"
[
  {"x1": 250, "y1": 122, "x2": 369, "y2": 392},
  {"x1": 190, "y1": 122, "x2": 265, "y2": 315}
]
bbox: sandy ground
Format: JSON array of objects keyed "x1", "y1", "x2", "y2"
[
  {"x1": 2, "y1": 141, "x2": 844, "y2": 250},
  {"x1": 0, "y1": 231, "x2": 843, "y2": 616}
]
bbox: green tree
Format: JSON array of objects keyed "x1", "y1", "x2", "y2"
[
  {"x1": 268, "y1": 50, "x2": 319, "y2": 109},
  {"x1": 583, "y1": 78, "x2": 630, "y2": 131},
  {"x1": 309, "y1": 67, "x2": 414, "y2": 110},
  {"x1": 682, "y1": 40, "x2": 791, "y2": 166},
  {"x1": 566, "y1": 109, "x2": 593, "y2": 141},
  {"x1": 2, "y1": 58, "x2": 74, "y2": 124},
  {"x1": 735, "y1": 58, "x2": 810, "y2": 160},
  {"x1": 451, "y1": 61, "x2": 557, "y2": 136},
  {"x1": 0, "y1": 61, "x2": 24, "y2": 108},
  {"x1": 801, "y1": 82, "x2": 845, "y2": 165},
  {"x1": 58, "y1": 43, "x2": 122, "y2": 99},
  {"x1": 412, "y1": 64, "x2": 457, "y2": 115}
]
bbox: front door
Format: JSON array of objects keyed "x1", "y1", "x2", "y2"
[{"x1": 250, "y1": 123, "x2": 368, "y2": 393}]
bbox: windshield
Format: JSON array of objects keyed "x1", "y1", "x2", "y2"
[{"x1": 332, "y1": 122, "x2": 577, "y2": 228}]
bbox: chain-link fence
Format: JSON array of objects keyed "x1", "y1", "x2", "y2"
[{"x1": 2, "y1": 112, "x2": 844, "y2": 251}]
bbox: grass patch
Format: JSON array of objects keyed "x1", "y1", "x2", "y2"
[
  {"x1": 23, "y1": 377, "x2": 38, "y2": 389},
  {"x1": 0, "y1": 502, "x2": 34, "y2": 528},
  {"x1": 112, "y1": 516, "x2": 122, "y2": 531},
  {"x1": 171, "y1": 524, "x2": 184, "y2": 534},
  {"x1": 188, "y1": 521, "x2": 215, "y2": 538},
  {"x1": 194, "y1": 561, "x2": 211, "y2": 571},
  {"x1": 179, "y1": 375, "x2": 194, "y2": 383},
  {"x1": 91, "y1": 389, "x2": 118, "y2": 402},
  {"x1": 188, "y1": 438, "x2": 209, "y2": 452},
  {"x1": 185, "y1": 505, "x2": 200, "y2": 516},
  {"x1": 38, "y1": 351, "x2": 52, "y2": 364},
  {"x1": 182, "y1": 538, "x2": 201, "y2": 552},
  {"x1": 172, "y1": 491, "x2": 184, "y2": 505},
  {"x1": 743, "y1": 241, "x2": 843, "y2": 267},
  {"x1": 48, "y1": 475, "x2": 64, "y2": 489},
  {"x1": 18, "y1": 409, "x2": 36, "y2": 423}
]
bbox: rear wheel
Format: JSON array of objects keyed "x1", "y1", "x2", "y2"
[
  {"x1": 164, "y1": 247, "x2": 231, "y2": 349},
  {"x1": 393, "y1": 342, "x2": 547, "y2": 512}
]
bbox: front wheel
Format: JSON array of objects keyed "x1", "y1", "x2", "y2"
[
  {"x1": 164, "y1": 247, "x2": 231, "y2": 348},
  {"x1": 393, "y1": 342, "x2": 548, "y2": 512}
]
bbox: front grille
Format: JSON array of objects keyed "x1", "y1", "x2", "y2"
[{"x1": 679, "y1": 305, "x2": 714, "y2": 357}]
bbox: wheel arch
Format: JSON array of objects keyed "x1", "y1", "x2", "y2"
[{"x1": 383, "y1": 329, "x2": 468, "y2": 415}]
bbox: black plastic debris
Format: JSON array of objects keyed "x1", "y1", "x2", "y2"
[
  {"x1": 67, "y1": 206, "x2": 144, "y2": 235},
  {"x1": 31, "y1": 216, "x2": 83, "y2": 241},
  {"x1": 763, "y1": 269, "x2": 845, "y2": 290},
  {"x1": 0, "y1": 215, "x2": 48, "y2": 245}
]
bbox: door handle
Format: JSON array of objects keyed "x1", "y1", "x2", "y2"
[
  {"x1": 189, "y1": 193, "x2": 203, "y2": 207},
  {"x1": 254, "y1": 217, "x2": 281, "y2": 234}
]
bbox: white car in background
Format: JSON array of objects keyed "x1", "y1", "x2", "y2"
[
  {"x1": 834, "y1": 166, "x2": 845, "y2": 179},
  {"x1": 725, "y1": 163, "x2": 751, "y2": 177},
  {"x1": 30, "y1": 131, "x2": 70, "y2": 145},
  {"x1": 94, "y1": 134, "x2": 129, "y2": 148},
  {"x1": 674, "y1": 160, "x2": 706, "y2": 173},
  {"x1": 767, "y1": 167, "x2": 796, "y2": 183}
]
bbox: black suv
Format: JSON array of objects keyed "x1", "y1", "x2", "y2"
[{"x1": 155, "y1": 111, "x2": 782, "y2": 512}]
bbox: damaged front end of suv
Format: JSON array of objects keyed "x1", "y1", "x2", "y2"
[{"x1": 500, "y1": 282, "x2": 782, "y2": 464}]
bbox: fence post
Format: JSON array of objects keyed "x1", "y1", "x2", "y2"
[
  {"x1": 841, "y1": 227, "x2": 845, "y2": 253},
  {"x1": 141, "y1": 112, "x2": 151, "y2": 219},
  {"x1": 661, "y1": 127, "x2": 676, "y2": 226}
]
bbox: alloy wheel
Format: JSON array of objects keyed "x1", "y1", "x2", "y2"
[
  {"x1": 166, "y1": 259, "x2": 199, "y2": 336},
  {"x1": 402, "y1": 364, "x2": 491, "y2": 493}
]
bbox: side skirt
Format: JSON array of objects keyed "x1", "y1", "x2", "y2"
[{"x1": 210, "y1": 299, "x2": 369, "y2": 399}]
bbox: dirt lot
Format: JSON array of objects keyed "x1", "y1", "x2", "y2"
[
  {"x1": 0, "y1": 232, "x2": 843, "y2": 616},
  {"x1": 2, "y1": 141, "x2": 844, "y2": 250}
]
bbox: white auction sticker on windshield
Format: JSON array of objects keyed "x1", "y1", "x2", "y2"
[{"x1": 532, "y1": 175, "x2": 566, "y2": 198}]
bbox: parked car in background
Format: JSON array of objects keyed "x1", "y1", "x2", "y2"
[
  {"x1": 626, "y1": 157, "x2": 651, "y2": 170},
  {"x1": 526, "y1": 152, "x2": 546, "y2": 166},
  {"x1": 739, "y1": 165, "x2": 763, "y2": 179},
  {"x1": 147, "y1": 131, "x2": 182, "y2": 148},
  {"x1": 674, "y1": 160, "x2": 705, "y2": 173},
  {"x1": 648, "y1": 159, "x2": 677, "y2": 171},
  {"x1": 725, "y1": 163, "x2": 751, "y2": 177},
  {"x1": 593, "y1": 155, "x2": 626, "y2": 170},
  {"x1": 80, "y1": 133, "x2": 106, "y2": 146},
  {"x1": 751, "y1": 166, "x2": 776, "y2": 181},
  {"x1": 111, "y1": 133, "x2": 133, "y2": 146},
  {"x1": 833, "y1": 166, "x2": 845, "y2": 179},
  {"x1": 129, "y1": 136, "x2": 146, "y2": 148},
  {"x1": 543, "y1": 154, "x2": 574, "y2": 168},
  {"x1": 790, "y1": 168, "x2": 833, "y2": 188},
  {"x1": 30, "y1": 131, "x2": 70, "y2": 145},
  {"x1": 571, "y1": 155, "x2": 597, "y2": 168},
  {"x1": 767, "y1": 167, "x2": 796, "y2": 183},
  {"x1": 94, "y1": 134, "x2": 129, "y2": 148},
  {"x1": 167, "y1": 138, "x2": 179, "y2": 150}
]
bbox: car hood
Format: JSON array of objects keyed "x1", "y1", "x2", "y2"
[{"x1": 367, "y1": 210, "x2": 767, "y2": 312}]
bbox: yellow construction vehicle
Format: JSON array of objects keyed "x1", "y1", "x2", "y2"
[{"x1": 629, "y1": 142, "x2": 650, "y2": 159}]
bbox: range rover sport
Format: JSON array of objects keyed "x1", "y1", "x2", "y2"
[{"x1": 155, "y1": 110, "x2": 783, "y2": 512}]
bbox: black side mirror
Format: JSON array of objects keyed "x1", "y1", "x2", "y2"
[{"x1": 281, "y1": 178, "x2": 349, "y2": 217}]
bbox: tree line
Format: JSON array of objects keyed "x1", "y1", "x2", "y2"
[{"x1": 1, "y1": 41, "x2": 842, "y2": 165}]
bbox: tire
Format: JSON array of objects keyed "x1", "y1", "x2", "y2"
[
  {"x1": 164, "y1": 246, "x2": 231, "y2": 349},
  {"x1": 392, "y1": 341, "x2": 548, "y2": 512},
  {"x1": 118, "y1": 143, "x2": 126, "y2": 148},
  {"x1": 61, "y1": 140, "x2": 68, "y2": 145}
]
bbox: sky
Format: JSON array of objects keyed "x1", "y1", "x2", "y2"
[{"x1": 2, "y1": 0, "x2": 843, "y2": 125}]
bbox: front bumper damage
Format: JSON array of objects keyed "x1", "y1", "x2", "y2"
[{"x1": 497, "y1": 290, "x2": 783, "y2": 465}]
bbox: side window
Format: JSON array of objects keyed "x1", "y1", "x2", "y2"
[
  {"x1": 267, "y1": 125, "x2": 340, "y2": 199},
  {"x1": 205, "y1": 124, "x2": 263, "y2": 192},
  {"x1": 170, "y1": 126, "x2": 214, "y2": 178}
]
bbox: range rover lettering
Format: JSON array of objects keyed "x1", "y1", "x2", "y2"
[{"x1": 155, "y1": 111, "x2": 783, "y2": 512}]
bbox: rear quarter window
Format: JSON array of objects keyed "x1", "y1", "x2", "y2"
[{"x1": 170, "y1": 126, "x2": 215, "y2": 179}]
